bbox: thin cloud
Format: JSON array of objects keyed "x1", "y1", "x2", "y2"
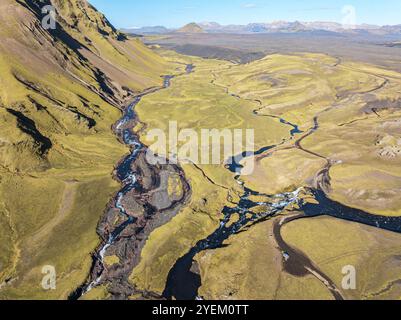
[
  {"x1": 289, "y1": 7, "x2": 339, "y2": 13},
  {"x1": 243, "y1": 3, "x2": 257, "y2": 9}
]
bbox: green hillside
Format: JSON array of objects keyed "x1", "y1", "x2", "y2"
[{"x1": 0, "y1": 0, "x2": 171, "y2": 299}]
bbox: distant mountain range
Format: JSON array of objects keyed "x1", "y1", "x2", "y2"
[
  {"x1": 122, "y1": 23, "x2": 206, "y2": 35},
  {"x1": 121, "y1": 26, "x2": 171, "y2": 35},
  {"x1": 122, "y1": 21, "x2": 401, "y2": 36}
]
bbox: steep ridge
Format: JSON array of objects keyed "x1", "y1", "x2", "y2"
[{"x1": 0, "y1": 0, "x2": 170, "y2": 299}]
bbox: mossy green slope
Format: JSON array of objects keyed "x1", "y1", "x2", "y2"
[{"x1": 0, "y1": 0, "x2": 170, "y2": 299}]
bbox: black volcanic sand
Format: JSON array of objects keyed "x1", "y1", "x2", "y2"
[{"x1": 145, "y1": 32, "x2": 401, "y2": 72}]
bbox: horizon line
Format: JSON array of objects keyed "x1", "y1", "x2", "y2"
[{"x1": 120, "y1": 20, "x2": 401, "y2": 30}]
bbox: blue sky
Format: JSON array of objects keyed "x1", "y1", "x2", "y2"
[{"x1": 89, "y1": 0, "x2": 401, "y2": 28}]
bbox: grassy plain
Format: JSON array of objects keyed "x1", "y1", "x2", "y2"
[
  {"x1": 282, "y1": 216, "x2": 401, "y2": 299},
  {"x1": 136, "y1": 53, "x2": 290, "y2": 188},
  {"x1": 242, "y1": 149, "x2": 327, "y2": 194},
  {"x1": 195, "y1": 218, "x2": 333, "y2": 300}
]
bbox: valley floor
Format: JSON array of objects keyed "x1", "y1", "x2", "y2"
[{"x1": 2, "y1": 44, "x2": 401, "y2": 300}]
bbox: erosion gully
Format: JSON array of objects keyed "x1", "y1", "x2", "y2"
[{"x1": 162, "y1": 61, "x2": 401, "y2": 301}]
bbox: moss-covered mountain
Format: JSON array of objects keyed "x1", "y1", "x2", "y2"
[
  {"x1": 0, "y1": 0, "x2": 171, "y2": 299},
  {"x1": 176, "y1": 22, "x2": 206, "y2": 34}
]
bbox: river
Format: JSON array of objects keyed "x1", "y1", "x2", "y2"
[{"x1": 69, "y1": 64, "x2": 194, "y2": 300}]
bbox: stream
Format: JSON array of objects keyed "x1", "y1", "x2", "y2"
[
  {"x1": 163, "y1": 187, "x2": 303, "y2": 300},
  {"x1": 162, "y1": 77, "x2": 313, "y2": 300},
  {"x1": 163, "y1": 109, "x2": 307, "y2": 300},
  {"x1": 163, "y1": 182, "x2": 401, "y2": 300},
  {"x1": 226, "y1": 114, "x2": 302, "y2": 175},
  {"x1": 303, "y1": 189, "x2": 401, "y2": 233}
]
